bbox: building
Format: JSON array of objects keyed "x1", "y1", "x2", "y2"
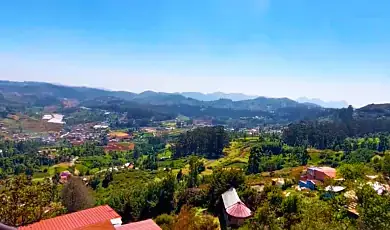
[
  {"x1": 42, "y1": 114, "x2": 52, "y2": 120},
  {"x1": 299, "y1": 167, "x2": 337, "y2": 191},
  {"x1": 42, "y1": 114, "x2": 65, "y2": 124},
  {"x1": 305, "y1": 167, "x2": 336, "y2": 181},
  {"x1": 93, "y1": 125, "x2": 109, "y2": 130},
  {"x1": 18, "y1": 205, "x2": 122, "y2": 230},
  {"x1": 221, "y1": 188, "x2": 252, "y2": 227},
  {"x1": 192, "y1": 119, "x2": 212, "y2": 127},
  {"x1": 115, "y1": 219, "x2": 161, "y2": 230},
  {"x1": 17, "y1": 206, "x2": 161, "y2": 230}
]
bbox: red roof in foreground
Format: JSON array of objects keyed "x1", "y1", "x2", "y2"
[
  {"x1": 79, "y1": 220, "x2": 115, "y2": 230},
  {"x1": 226, "y1": 202, "x2": 252, "y2": 218},
  {"x1": 18, "y1": 205, "x2": 121, "y2": 230},
  {"x1": 115, "y1": 220, "x2": 161, "y2": 230}
]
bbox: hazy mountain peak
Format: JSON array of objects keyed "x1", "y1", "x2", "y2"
[
  {"x1": 297, "y1": 97, "x2": 348, "y2": 108},
  {"x1": 179, "y1": 92, "x2": 257, "y2": 101}
]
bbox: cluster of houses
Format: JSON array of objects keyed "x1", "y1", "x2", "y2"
[
  {"x1": 64, "y1": 123, "x2": 108, "y2": 145},
  {"x1": 298, "y1": 166, "x2": 390, "y2": 217}
]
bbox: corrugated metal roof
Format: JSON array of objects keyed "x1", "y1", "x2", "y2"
[
  {"x1": 115, "y1": 220, "x2": 161, "y2": 230},
  {"x1": 325, "y1": 186, "x2": 346, "y2": 192},
  {"x1": 226, "y1": 202, "x2": 252, "y2": 218},
  {"x1": 18, "y1": 205, "x2": 121, "y2": 230},
  {"x1": 221, "y1": 188, "x2": 241, "y2": 209},
  {"x1": 79, "y1": 220, "x2": 115, "y2": 230},
  {"x1": 221, "y1": 188, "x2": 252, "y2": 218}
]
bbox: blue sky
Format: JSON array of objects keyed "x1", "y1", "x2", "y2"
[{"x1": 0, "y1": 0, "x2": 389, "y2": 107}]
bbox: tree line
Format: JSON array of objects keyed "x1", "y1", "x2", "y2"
[
  {"x1": 283, "y1": 119, "x2": 390, "y2": 150},
  {"x1": 172, "y1": 126, "x2": 229, "y2": 159}
]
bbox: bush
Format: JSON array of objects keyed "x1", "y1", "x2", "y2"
[
  {"x1": 155, "y1": 214, "x2": 174, "y2": 230},
  {"x1": 338, "y1": 163, "x2": 373, "y2": 180},
  {"x1": 177, "y1": 188, "x2": 208, "y2": 211},
  {"x1": 282, "y1": 178, "x2": 295, "y2": 190},
  {"x1": 89, "y1": 168, "x2": 100, "y2": 175}
]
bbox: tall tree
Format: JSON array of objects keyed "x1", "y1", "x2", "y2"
[
  {"x1": 378, "y1": 135, "x2": 389, "y2": 153},
  {"x1": 61, "y1": 177, "x2": 94, "y2": 213},
  {"x1": 382, "y1": 153, "x2": 390, "y2": 175},
  {"x1": 294, "y1": 147, "x2": 309, "y2": 166},
  {"x1": 357, "y1": 184, "x2": 390, "y2": 230},
  {"x1": 208, "y1": 169, "x2": 245, "y2": 213},
  {"x1": 247, "y1": 145, "x2": 262, "y2": 174},
  {"x1": 173, "y1": 126, "x2": 229, "y2": 159},
  {"x1": 187, "y1": 156, "x2": 202, "y2": 188},
  {"x1": 0, "y1": 176, "x2": 63, "y2": 227}
]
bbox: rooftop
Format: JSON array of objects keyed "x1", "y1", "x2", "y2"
[
  {"x1": 115, "y1": 219, "x2": 161, "y2": 230},
  {"x1": 309, "y1": 166, "x2": 336, "y2": 173},
  {"x1": 225, "y1": 202, "x2": 252, "y2": 218},
  {"x1": 221, "y1": 188, "x2": 241, "y2": 209},
  {"x1": 325, "y1": 186, "x2": 346, "y2": 193},
  {"x1": 18, "y1": 205, "x2": 121, "y2": 230},
  {"x1": 221, "y1": 188, "x2": 252, "y2": 218}
]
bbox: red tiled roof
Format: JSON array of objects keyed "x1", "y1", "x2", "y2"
[
  {"x1": 79, "y1": 220, "x2": 115, "y2": 230},
  {"x1": 225, "y1": 202, "x2": 252, "y2": 218},
  {"x1": 18, "y1": 205, "x2": 121, "y2": 230},
  {"x1": 115, "y1": 220, "x2": 161, "y2": 230}
]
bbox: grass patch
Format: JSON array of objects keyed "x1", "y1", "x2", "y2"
[
  {"x1": 157, "y1": 144, "x2": 172, "y2": 159},
  {"x1": 33, "y1": 172, "x2": 50, "y2": 179},
  {"x1": 204, "y1": 141, "x2": 251, "y2": 170},
  {"x1": 158, "y1": 158, "x2": 188, "y2": 169}
]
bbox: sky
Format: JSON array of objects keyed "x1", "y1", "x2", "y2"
[{"x1": 0, "y1": 0, "x2": 389, "y2": 107}]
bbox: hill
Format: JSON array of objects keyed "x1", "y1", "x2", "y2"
[
  {"x1": 0, "y1": 81, "x2": 319, "y2": 113},
  {"x1": 356, "y1": 103, "x2": 390, "y2": 119}
]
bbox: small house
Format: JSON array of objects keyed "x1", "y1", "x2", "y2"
[
  {"x1": 221, "y1": 188, "x2": 252, "y2": 227},
  {"x1": 307, "y1": 167, "x2": 336, "y2": 181}
]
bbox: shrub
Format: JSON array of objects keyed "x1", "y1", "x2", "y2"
[{"x1": 155, "y1": 214, "x2": 174, "y2": 230}]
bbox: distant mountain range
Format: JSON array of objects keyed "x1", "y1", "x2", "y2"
[
  {"x1": 0, "y1": 80, "x2": 350, "y2": 112},
  {"x1": 178, "y1": 92, "x2": 257, "y2": 101},
  {"x1": 0, "y1": 80, "x2": 321, "y2": 112},
  {"x1": 0, "y1": 80, "x2": 334, "y2": 124},
  {"x1": 296, "y1": 97, "x2": 349, "y2": 109},
  {"x1": 178, "y1": 92, "x2": 348, "y2": 109},
  {"x1": 0, "y1": 80, "x2": 388, "y2": 125}
]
